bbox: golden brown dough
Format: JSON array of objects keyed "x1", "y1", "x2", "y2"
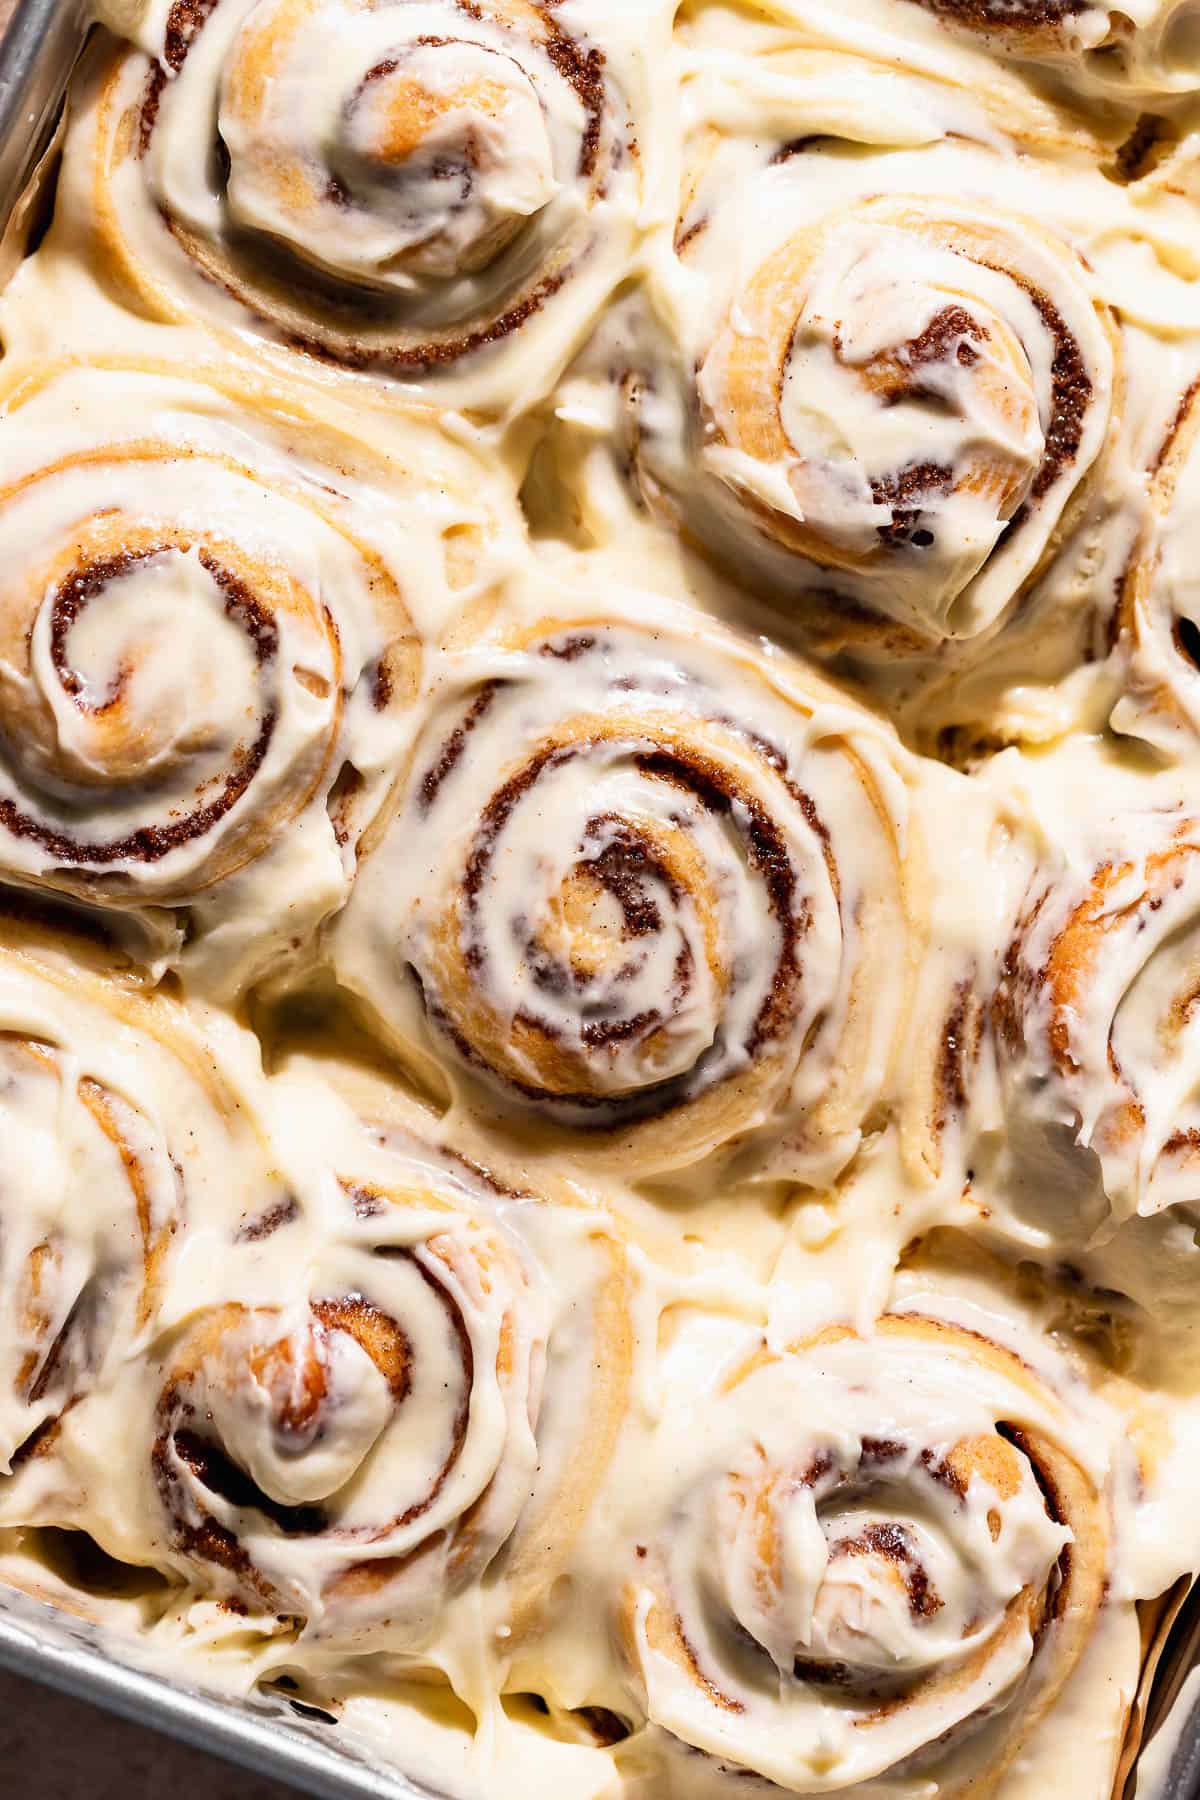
[{"x1": 0, "y1": 0, "x2": 1193, "y2": 1794}]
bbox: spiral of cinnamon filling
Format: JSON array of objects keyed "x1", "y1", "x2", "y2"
[
  {"x1": 0, "y1": 916, "x2": 279, "y2": 1478},
  {"x1": 0, "y1": 360, "x2": 426, "y2": 922},
  {"x1": 82, "y1": 0, "x2": 634, "y2": 399},
  {"x1": 995, "y1": 812, "x2": 1200, "y2": 1224},
  {"x1": 1112, "y1": 380, "x2": 1200, "y2": 757},
  {"x1": 337, "y1": 617, "x2": 917, "y2": 1177},
  {"x1": 622, "y1": 1313, "x2": 1110, "y2": 1796},
  {"x1": 151, "y1": 1157, "x2": 546, "y2": 1637},
  {"x1": 635, "y1": 184, "x2": 1117, "y2": 645},
  {"x1": 0, "y1": 1036, "x2": 179, "y2": 1476}
]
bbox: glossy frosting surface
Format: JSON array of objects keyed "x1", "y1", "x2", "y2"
[{"x1": 0, "y1": 1, "x2": 1199, "y2": 1796}]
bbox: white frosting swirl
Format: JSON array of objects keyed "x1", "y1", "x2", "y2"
[
  {"x1": 71, "y1": 0, "x2": 641, "y2": 409},
  {"x1": 633, "y1": 157, "x2": 1117, "y2": 644},
  {"x1": 0, "y1": 920, "x2": 280, "y2": 1480},
  {"x1": 995, "y1": 808, "x2": 1200, "y2": 1228},
  {"x1": 335, "y1": 598, "x2": 917, "y2": 1178},
  {"x1": 619, "y1": 1312, "x2": 1110, "y2": 1796},
  {"x1": 0, "y1": 358, "x2": 508, "y2": 988},
  {"x1": 0, "y1": 2, "x2": 1194, "y2": 1797}
]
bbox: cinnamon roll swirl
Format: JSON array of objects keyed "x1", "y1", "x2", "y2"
[
  {"x1": 619, "y1": 1310, "x2": 1114, "y2": 1796},
  {"x1": 0, "y1": 913, "x2": 277, "y2": 1478},
  {"x1": 0, "y1": 358, "x2": 492, "y2": 980},
  {"x1": 0, "y1": 0, "x2": 1195, "y2": 1785},
  {"x1": 631, "y1": 147, "x2": 1119, "y2": 645},
  {"x1": 887, "y1": 0, "x2": 1200, "y2": 93},
  {"x1": 335, "y1": 608, "x2": 919, "y2": 1179},
  {"x1": 142, "y1": 1121, "x2": 630, "y2": 1650},
  {"x1": 994, "y1": 809, "x2": 1200, "y2": 1226},
  {"x1": 151, "y1": 1248, "x2": 542, "y2": 1634},
  {"x1": 706, "y1": 0, "x2": 1200, "y2": 96},
  {"x1": 1112, "y1": 378, "x2": 1200, "y2": 758},
  {"x1": 76, "y1": 0, "x2": 638, "y2": 407}
]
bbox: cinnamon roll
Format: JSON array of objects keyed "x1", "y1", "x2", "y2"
[
  {"x1": 75, "y1": 0, "x2": 638, "y2": 408},
  {"x1": 994, "y1": 809, "x2": 1200, "y2": 1227},
  {"x1": 0, "y1": 357, "x2": 494, "y2": 982},
  {"x1": 0, "y1": 912, "x2": 277, "y2": 1478},
  {"x1": 140, "y1": 1119, "x2": 631, "y2": 1651},
  {"x1": 0, "y1": 0, "x2": 1195, "y2": 1786},
  {"x1": 335, "y1": 606, "x2": 919, "y2": 1179},
  {"x1": 704, "y1": 0, "x2": 1200, "y2": 96},
  {"x1": 618, "y1": 1310, "x2": 1115, "y2": 1796},
  {"x1": 630, "y1": 139, "x2": 1119, "y2": 646},
  {"x1": 885, "y1": 0, "x2": 1200, "y2": 93},
  {"x1": 1112, "y1": 377, "x2": 1200, "y2": 758},
  {"x1": 151, "y1": 1227, "x2": 542, "y2": 1634}
]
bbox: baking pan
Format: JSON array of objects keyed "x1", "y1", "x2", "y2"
[
  {"x1": 0, "y1": 0, "x2": 79, "y2": 276},
  {"x1": 0, "y1": 0, "x2": 1196, "y2": 1794},
  {"x1": 0, "y1": 1581, "x2": 438, "y2": 1798}
]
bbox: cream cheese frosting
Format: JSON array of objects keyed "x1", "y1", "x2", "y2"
[{"x1": 0, "y1": 0, "x2": 1199, "y2": 1797}]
